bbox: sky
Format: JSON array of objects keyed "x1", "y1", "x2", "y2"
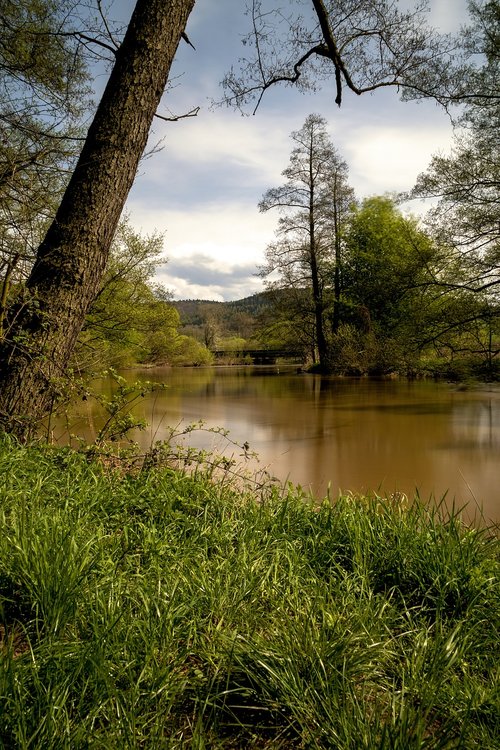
[{"x1": 108, "y1": 0, "x2": 470, "y2": 301}]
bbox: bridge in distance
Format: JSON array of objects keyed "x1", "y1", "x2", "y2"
[{"x1": 211, "y1": 349, "x2": 302, "y2": 365}]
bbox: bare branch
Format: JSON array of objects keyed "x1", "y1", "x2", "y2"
[
  {"x1": 154, "y1": 106, "x2": 200, "y2": 122},
  {"x1": 221, "y1": 0, "x2": 475, "y2": 114},
  {"x1": 72, "y1": 30, "x2": 117, "y2": 56},
  {"x1": 97, "y1": 0, "x2": 120, "y2": 51}
]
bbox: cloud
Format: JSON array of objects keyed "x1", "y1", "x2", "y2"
[
  {"x1": 343, "y1": 120, "x2": 454, "y2": 197},
  {"x1": 124, "y1": 200, "x2": 275, "y2": 300},
  {"x1": 157, "y1": 254, "x2": 264, "y2": 301},
  {"x1": 428, "y1": 0, "x2": 469, "y2": 31},
  {"x1": 164, "y1": 254, "x2": 258, "y2": 286},
  {"x1": 137, "y1": 111, "x2": 293, "y2": 209},
  {"x1": 125, "y1": 199, "x2": 277, "y2": 263}
]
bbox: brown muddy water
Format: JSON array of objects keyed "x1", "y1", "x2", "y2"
[{"x1": 59, "y1": 366, "x2": 500, "y2": 524}]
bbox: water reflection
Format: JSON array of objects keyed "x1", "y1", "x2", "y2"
[{"x1": 58, "y1": 367, "x2": 500, "y2": 524}]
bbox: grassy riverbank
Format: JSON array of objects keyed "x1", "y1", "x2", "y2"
[{"x1": 0, "y1": 437, "x2": 498, "y2": 749}]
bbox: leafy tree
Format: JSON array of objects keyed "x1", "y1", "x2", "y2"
[
  {"x1": 81, "y1": 280, "x2": 180, "y2": 368},
  {"x1": 409, "y1": 132, "x2": 499, "y2": 373},
  {"x1": 407, "y1": 284, "x2": 499, "y2": 379},
  {"x1": 255, "y1": 286, "x2": 317, "y2": 362},
  {"x1": 0, "y1": 0, "x2": 195, "y2": 438},
  {"x1": 407, "y1": 0, "x2": 499, "y2": 375},
  {"x1": 411, "y1": 0, "x2": 499, "y2": 283},
  {"x1": 341, "y1": 196, "x2": 436, "y2": 372},
  {"x1": 197, "y1": 303, "x2": 223, "y2": 350},
  {"x1": 325, "y1": 154, "x2": 356, "y2": 333},
  {"x1": 259, "y1": 114, "x2": 354, "y2": 369},
  {"x1": 0, "y1": 0, "x2": 90, "y2": 332},
  {"x1": 454, "y1": 0, "x2": 499, "y2": 117},
  {"x1": 77, "y1": 220, "x2": 180, "y2": 368},
  {"x1": 0, "y1": 0, "x2": 89, "y2": 181},
  {"x1": 169, "y1": 334, "x2": 213, "y2": 366}
]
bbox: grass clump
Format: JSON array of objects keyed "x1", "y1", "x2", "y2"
[{"x1": 0, "y1": 434, "x2": 498, "y2": 749}]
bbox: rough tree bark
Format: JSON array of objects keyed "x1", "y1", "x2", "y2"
[{"x1": 0, "y1": 0, "x2": 195, "y2": 439}]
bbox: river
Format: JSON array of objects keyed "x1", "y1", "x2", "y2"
[{"x1": 61, "y1": 366, "x2": 500, "y2": 524}]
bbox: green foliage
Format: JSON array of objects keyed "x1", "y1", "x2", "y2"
[
  {"x1": 0, "y1": 438, "x2": 498, "y2": 748},
  {"x1": 78, "y1": 220, "x2": 210, "y2": 369},
  {"x1": 82, "y1": 369, "x2": 164, "y2": 447},
  {"x1": 173, "y1": 295, "x2": 269, "y2": 349},
  {"x1": 218, "y1": 335, "x2": 246, "y2": 352},
  {"x1": 406, "y1": 0, "x2": 500, "y2": 378},
  {"x1": 0, "y1": 0, "x2": 90, "y2": 290},
  {"x1": 410, "y1": 291, "x2": 500, "y2": 380},
  {"x1": 168, "y1": 334, "x2": 213, "y2": 366},
  {"x1": 316, "y1": 197, "x2": 440, "y2": 374},
  {"x1": 0, "y1": 1, "x2": 86, "y2": 100},
  {"x1": 82, "y1": 281, "x2": 180, "y2": 368},
  {"x1": 343, "y1": 196, "x2": 435, "y2": 334}
]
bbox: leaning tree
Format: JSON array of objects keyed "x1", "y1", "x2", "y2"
[{"x1": 0, "y1": 0, "x2": 195, "y2": 438}]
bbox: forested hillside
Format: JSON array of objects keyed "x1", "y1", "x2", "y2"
[{"x1": 172, "y1": 293, "x2": 271, "y2": 346}]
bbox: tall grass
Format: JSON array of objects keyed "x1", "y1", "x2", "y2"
[{"x1": 0, "y1": 435, "x2": 498, "y2": 748}]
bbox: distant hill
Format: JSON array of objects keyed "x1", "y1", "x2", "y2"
[{"x1": 171, "y1": 292, "x2": 272, "y2": 341}]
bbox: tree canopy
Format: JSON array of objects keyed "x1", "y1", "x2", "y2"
[
  {"x1": 0, "y1": 0, "x2": 91, "y2": 330},
  {"x1": 405, "y1": 0, "x2": 499, "y2": 375}
]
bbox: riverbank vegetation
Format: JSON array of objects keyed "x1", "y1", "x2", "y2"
[
  {"x1": 249, "y1": 101, "x2": 498, "y2": 379},
  {"x1": 0, "y1": 436, "x2": 498, "y2": 748},
  {"x1": 75, "y1": 219, "x2": 212, "y2": 371}
]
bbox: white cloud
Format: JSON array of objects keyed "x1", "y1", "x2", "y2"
[
  {"x1": 124, "y1": 199, "x2": 276, "y2": 299},
  {"x1": 155, "y1": 250, "x2": 265, "y2": 301},
  {"x1": 125, "y1": 201, "x2": 276, "y2": 263},
  {"x1": 152, "y1": 113, "x2": 291, "y2": 179},
  {"x1": 428, "y1": 0, "x2": 469, "y2": 31},
  {"x1": 157, "y1": 269, "x2": 263, "y2": 302},
  {"x1": 138, "y1": 111, "x2": 297, "y2": 215},
  {"x1": 343, "y1": 122, "x2": 453, "y2": 197}
]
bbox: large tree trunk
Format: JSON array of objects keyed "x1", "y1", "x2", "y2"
[{"x1": 0, "y1": 0, "x2": 195, "y2": 439}]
